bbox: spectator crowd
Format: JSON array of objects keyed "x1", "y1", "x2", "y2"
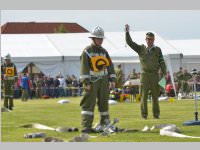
[
  {"x1": 10, "y1": 67, "x2": 200, "y2": 101},
  {"x1": 13, "y1": 73, "x2": 83, "y2": 100}
]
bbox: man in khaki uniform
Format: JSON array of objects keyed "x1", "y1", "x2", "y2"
[
  {"x1": 178, "y1": 69, "x2": 192, "y2": 95},
  {"x1": 176, "y1": 67, "x2": 183, "y2": 78},
  {"x1": 115, "y1": 64, "x2": 123, "y2": 88},
  {"x1": 125, "y1": 24, "x2": 166, "y2": 119},
  {"x1": 35, "y1": 76, "x2": 43, "y2": 98},
  {"x1": 80, "y1": 26, "x2": 116, "y2": 133},
  {"x1": 176, "y1": 67, "x2": 183, "y2": 92},
  {"x1": 1, "y1": 54, "x2": 17, "y2": 110},
  {"x1": 130, "y1": 68, "x2": 138, "y2": 79}
]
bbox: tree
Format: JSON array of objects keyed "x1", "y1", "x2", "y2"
[{"x1": 54, "y1": 24, "x2": 68, "y2": 33}]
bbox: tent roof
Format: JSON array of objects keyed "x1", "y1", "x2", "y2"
[
  {"x1": 168, "y1": 39, "x2": 200, "y2": 56},
  {"x1": 1, "y1": 31, "x2": 180, "y2": 62},
  {"x1": 1, "y1": 34, "x2": 62, "y2": 57},
  {"x1": 1, "y1": 22, "x2": 89, "y2": 34},
  {"x1": 46, "y1": 31, "x2": 180, "y2": 57}
]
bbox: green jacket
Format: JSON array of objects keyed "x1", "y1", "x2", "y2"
[
  {"x1": 126, "y1": 32, "x2": 166, "y2": 75},
  {"x1": 178, "y1": 73, "x2": 192, "y2": 81},
  {"x1": 1, "y1": 62, "x2": 17, "y2": 88},
  {"x1": 36, "y1": 79, "x2": 43, "y2": 89},
  {"x1": 115, "y1": 68, "x2": 123, "y2": 88},
  {"x1": 1, "y1": 62, "x2": 18, "y2": 80},
  {"x1": 130, "y1": 72, "x2": 138, "y2": 79},
  {"x1": 80, "y1": 44, "x2": 116, "y2": 85}
]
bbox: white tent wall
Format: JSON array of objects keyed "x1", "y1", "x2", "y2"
[
  {"x1": 1, "y1": 34, "x2": 63, "y2": 76},
  {"x1": 63, "y1": 61, "x2": 80, "y2": 77},
  {"x1": 113, "y1": 55, "x2": 181, "y2": 80},
  {"x1": 112, "y1": 56, "x2": 141, "y2": 79},
  {"x1": 15, "y1": 62, "x2": 29, "y2": 73},
  {"x1": 34, "y1": 61, "x2": 64, "y2": 77},
  {"x1": 1, "y1": 34, "x2": 62, "y2": 57},
  {"x1": 165, "y1": 54, "x2": 182, "y2": 73},
  {"x1": 117, "y1": 62, "x2": 141, "y2": 80},
  {"x1": 1, "y1": 32, "x2": 182, "y2": 79},
  {"x1": 182, "y1": 56, "x2": 200, "y2": 72},
  {"x1": 8, "y1": 56, "x2": 63, "y2": 76},
  {"x1": 168, "y1": 39, "x2": 200, "y2": 72}
]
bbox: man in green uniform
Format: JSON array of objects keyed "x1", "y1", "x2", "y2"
[
  {"x1": 130, "y1": 68, "x2": 138, "y2": 79},
  {"x1": 125, "y1": 24, "x2": 166, "y2": 119},
  {"x1": 35, "y1": 76, "x2": 43, "y2": 98},
  {"x1": 1, "y1": 54, "x2": 18, "y2": 110},
  {"x1": 115, "y1": 64, "x2": 123, "y2": 88},
  {"x1": 129, "y1": 68, "x2": 139, "y2": 101},
  {"x1": 80, "y1": 26, "x2": 117, "y2": 133},
  {"x1": 176, "y1": 67, "x2": 183, "y2": 78},
  {"x1": 176, "y1": 67, "x2": 183, "y2": 92},
  {"x1": 178, "y1": 69, "x2": 192, "y2": 95}
]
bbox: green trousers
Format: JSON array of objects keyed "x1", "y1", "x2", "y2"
[
  {"x1": 80, "y1": 76, "x2": 110, "y2": 130},
  {"x1": 3, "y1": 80, "x2": 14, "y2": 109},
  {"x1": 22, "y1": 89, "x2": 29, "y2": 101},
  {"x1": 36, "y1": 88, "x2": 42, "y2": 98},
  {"x1": 4, "y1": 97, "x2": 14, "y2": 109},
  {"x1": 140, "y1": 73, "x2": 160, "y2": 118}
]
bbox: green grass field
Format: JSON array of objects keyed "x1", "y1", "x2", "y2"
[{"x1": 1, "y1": 97, "x2": 200, "y2": 142}]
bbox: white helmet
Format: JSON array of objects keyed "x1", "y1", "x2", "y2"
[
  {"x1": 4, "y1": 54, "x2": 11, "y2": 60},
  {"x1": 89, "y1": 26, "x2": 104, "y2": 39}
]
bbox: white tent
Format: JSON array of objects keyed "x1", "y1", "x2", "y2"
[
  {"x1": 168, "y1": 39, "x2": 200, "y2": 72},
  {"x1": 1, "y1": 34, "x2": 62, "y2": 74},
  {"x1": 1, "y1": 31, "x2": 181, "y2": 77}
]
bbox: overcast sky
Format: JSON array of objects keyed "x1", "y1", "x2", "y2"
[{"x1": 1, "y1": 10, "x2": 200, "y2": 40}]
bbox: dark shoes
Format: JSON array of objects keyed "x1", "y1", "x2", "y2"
[
  {"x1": 4, "y1": 106, "x2": 13, "y2": 111},
  {"x1": 81, "y1": 128, "x2": 96, "y2": 134},
  {"x1": 153, "y1": 116, "x2": 159, "y2": 119},
  {"x1": 142, "y1": 116, "x2": 159, "y2": 119},
  {"x1": 142, "y1": 116, "x2": 147, "y2": 120}
]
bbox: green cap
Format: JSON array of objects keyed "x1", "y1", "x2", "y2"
[
  {"x1": 4, "y1": 54, "x2": 11, "y2": 60},
  {"x1": 146, "y1": 32, "x2": 155, "y2": 38}
]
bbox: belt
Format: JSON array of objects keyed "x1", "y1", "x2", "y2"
[
  {"x1": 141, "y1": 72, "x2": 158, "y2": 75},
  {"x1": 90, "y1": 70, "x2": 108, "y2": 77},
  {"x1": 5, "y1": 77, "x2": 15, "y2": 80}
]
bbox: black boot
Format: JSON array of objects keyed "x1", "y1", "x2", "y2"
[
  {"x1": 81, "y1": 128, "x2": 96, "y2": 134},
  {"x1": 9, "y1": 106, "x2": 13, "y2": 110}
]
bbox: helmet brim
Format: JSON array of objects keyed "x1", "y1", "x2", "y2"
[{"x1": 88, "y1": 35, "x2": 105, "y2": 39}]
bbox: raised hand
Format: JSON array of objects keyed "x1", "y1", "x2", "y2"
[{"x1": 125, "y1": 24, "x2": 130, "y2": 32}]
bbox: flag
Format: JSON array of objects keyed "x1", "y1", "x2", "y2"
[{"x1": 158, "y1": 77, "x2": 166, "y2": 88}]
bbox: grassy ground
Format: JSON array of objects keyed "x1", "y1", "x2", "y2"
[{"x1": 1, "y1": 97, "x2": 200, "y2": 142}]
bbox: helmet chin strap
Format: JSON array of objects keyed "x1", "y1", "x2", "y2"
[
  {"x1": 92, "y1": 38, "x2": 101, "y2": 46},
  {"x1": 92, "y1": 38, "x2": 97, "y2": 46}
]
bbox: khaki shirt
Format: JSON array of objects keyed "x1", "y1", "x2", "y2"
[
  {"x1": 80, "y1": 44, "x2": 116, "y2": 85},
  {"x1": 126, "y1": 32, "x2": 166, "y2": 75}
]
